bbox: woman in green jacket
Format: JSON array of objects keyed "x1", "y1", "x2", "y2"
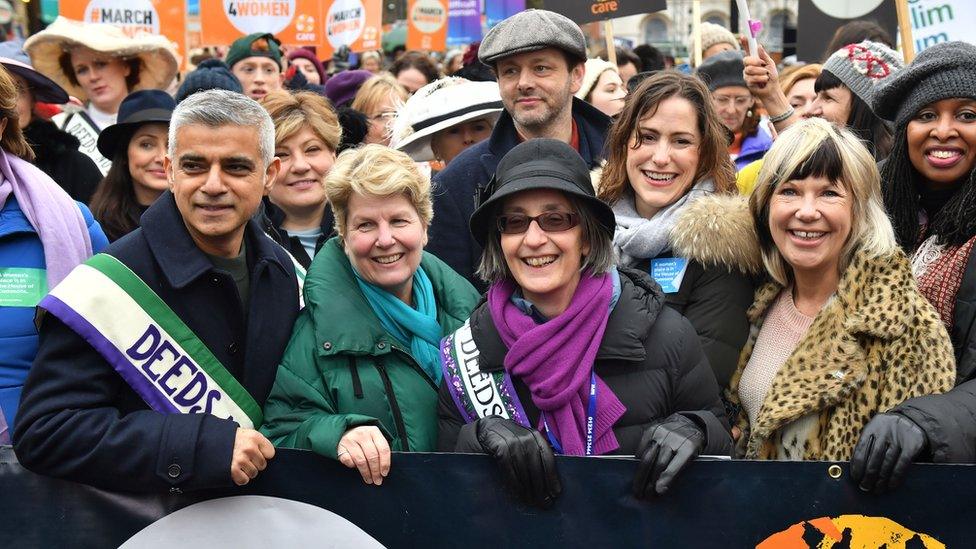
[{"x1": 261, "y1": 145, "x2": 479, "y2": 485}]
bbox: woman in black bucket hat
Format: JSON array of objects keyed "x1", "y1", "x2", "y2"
[
  {"x1": 437, "y1": 138, "x2": 732, "y2": 507},
  {"x1": 89, "y1": 89, "x2": 175, "y2": 242}
]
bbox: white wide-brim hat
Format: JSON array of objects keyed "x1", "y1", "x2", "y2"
[
  {"x1": 23, "y1": 17, "x2": 179, "y2": 102},
  {"x1": 391, "y1": 77, "x2": 503, "y2": 162}
]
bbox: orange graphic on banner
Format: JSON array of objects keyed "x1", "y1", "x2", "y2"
[
  {"x1": 59, "y1": 0, "x2": 186, "y2": 68},
  {"x1": 406, "y1": 0, "x2": 448, "y2": 52},
  {"x1": 200, "y1": 0, "x2": 381, "y2": 58},
  {"x1": 319, "y1": 0, "x2": 383, "y2": 59},
  {"x1": 200, "y1": 0, "x2": 321, "y2": 48}
]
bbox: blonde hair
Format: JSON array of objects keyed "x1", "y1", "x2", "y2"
[
  {"x1": 749, "y1": 117, "x2": 897, "y2": 286},
  {"x1": 0, "y1": 67, "x2": 32, "y2": 160},
  {"x1": 325, "y1": 144, "x2": 433, "y2": 237},
  {"x1": 260, "y1": 90, "x2": 341, "y2": 151},
  {"x1": 779, "y1": 63, "x2": 822, "y2": 96},
  {"x1": 351, "y1": 73, "x2": 408, "y2": 115}
]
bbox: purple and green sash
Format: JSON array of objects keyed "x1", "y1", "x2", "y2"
[
  {"x1": 39, "y1": 254, "x2": 262, "y2": 429},
  {"x1": 440, "y1": 319, "x2": 529, "y2": 427}
]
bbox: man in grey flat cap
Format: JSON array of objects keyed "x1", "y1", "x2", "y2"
[{"x1": 426, "y1": 9, "x2": 612, "y2": 290}]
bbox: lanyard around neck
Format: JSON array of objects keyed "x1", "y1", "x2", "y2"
[{"x1": 542, "y1": 371, "x2": 598, "y2": 456}]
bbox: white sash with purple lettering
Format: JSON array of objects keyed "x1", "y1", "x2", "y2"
[{"x1": 39, "y1": 254, "x2": 262, "y2": 428}]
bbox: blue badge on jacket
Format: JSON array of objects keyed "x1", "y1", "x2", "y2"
[{"x1": 649, "y1": 258, "x2": 688, "y2": 294}]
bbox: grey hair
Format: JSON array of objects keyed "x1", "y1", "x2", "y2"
[
  {"x1": 168, "y1": 89, "x2": 275, "y2": 166},
  {"x1": 477, "y1": 195, "x2": 614, "y2": 284}
]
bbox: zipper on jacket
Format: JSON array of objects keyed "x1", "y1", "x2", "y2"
[
  {"x1": 374, "y1": 356, "x2": 410, "y2": 452},
  {"x1": 347, "y1": 357, "x2": 364, "y2": 399}
]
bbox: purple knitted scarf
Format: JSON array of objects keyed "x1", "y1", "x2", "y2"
[{"x1": 487, "y1": 271, "x2": 626, "y2": 456}]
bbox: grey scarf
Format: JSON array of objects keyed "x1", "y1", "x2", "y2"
[{"x1": 612, "y1": 178, "x2": 716, "y2": 267}]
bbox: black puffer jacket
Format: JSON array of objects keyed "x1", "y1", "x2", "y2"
[
  {"x1": 22, "y1": 119, "x2": 102, "y2": 204},
  {"x1": 263, "y1": 199, "x2": 335, "y2": 269},
  {"x1": 891, "y1": 247, "x2": 976, "y2": 462},
  {"x1": 437, "y1": 268, "x2": 733, "y2": 456},
  {"x1": 633, "y1": 252, "x2": 755, "y2": 390}
]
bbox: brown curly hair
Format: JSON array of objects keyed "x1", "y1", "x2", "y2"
[{"x1": 597, "y1": 71, "x2": 735, "y2": 205}]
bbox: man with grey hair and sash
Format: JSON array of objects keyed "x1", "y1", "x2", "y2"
[{"x1": 13, "y1": 90, "x2": 300, "y2": 493}]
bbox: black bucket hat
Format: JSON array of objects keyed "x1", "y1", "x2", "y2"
[
  {"x1": 97, "y1": 89, "x2": 176, "y2": 158},
  {"x1": 469, "y1": 138, "x2": 615, "y2": 247}
]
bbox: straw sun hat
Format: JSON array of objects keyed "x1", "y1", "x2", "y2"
[
  {"x1": 390, "y1": 77, "x2": 503, "y2": 162},
  {"x1": 23, "y1": 17, "x2": 179, "y2": 102}
]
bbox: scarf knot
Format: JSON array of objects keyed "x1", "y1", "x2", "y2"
[
  {"x1": 612, "y1": 178, "x2": 715, "y2": 267},
  {"x1": 354, "y1": 264, "x2": 444, "y2": 384},
  {"x1": 487, "y1": 270, "x2": 627, "y2": 456}
]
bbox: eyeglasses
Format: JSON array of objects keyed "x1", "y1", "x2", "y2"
[
  {"x1": 496, "y1": 212, "x2": 580, "y2": 234},
  {"x1": 369, "y1": 111, "x2": 397, "y2": 123},
  {"x1": 712, "y1": 95, "x2": 753, "y2": 108}
]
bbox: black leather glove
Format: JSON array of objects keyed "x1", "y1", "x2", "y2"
[
  {"x1": 633, "y1": 414, "x2": 705, "y2": 498},
  {"x1": 475, "y1": 416, "x2": 561, "y2": 508},
  {"x1": 851, "y1": 412, "x2": 928, "y2": 493}
]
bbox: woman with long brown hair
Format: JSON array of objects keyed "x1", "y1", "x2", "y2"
[
  {"x1": 88, "y1": 90, "x2": 174, "y2": 241},
  {"x1": 598, "y1": 71, "x2": 753, "y2": 392}
]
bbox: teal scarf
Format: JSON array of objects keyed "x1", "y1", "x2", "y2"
[{"x1": 354, "y1": 265, "x2": 444, "y2": 384}]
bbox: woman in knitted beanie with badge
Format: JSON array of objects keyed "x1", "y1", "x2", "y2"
[{"x1": 851, "y1": 41, "x2": 976, "y2": 493}]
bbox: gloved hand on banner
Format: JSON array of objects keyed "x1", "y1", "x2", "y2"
[
  {"x1": 633, "y1": 414, "x2": 705, "y2": 498},
  {"x1": 475, "y1": 416, "x2": 561, "y2": 508},
  {"x1": 851, "y1": 413, "x2": 928, "y2": 493}
]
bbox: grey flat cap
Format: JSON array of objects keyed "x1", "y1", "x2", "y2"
[{"x1": 479, "y1": 9, "x2": 586, "y2": 65}]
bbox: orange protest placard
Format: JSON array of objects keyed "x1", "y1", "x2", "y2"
[
  {"x1": 59, "y1": 0, "x2": 187, "y2": 68},
  {"x1": 406, "y1": 0, "x2": 448, "y2": 52},
  {"x1": 200, "y1": 0, "x2": 322, "y2": 48},
  {"x1": 320, "y1": 0, "x2": 383, "y2": 58}
]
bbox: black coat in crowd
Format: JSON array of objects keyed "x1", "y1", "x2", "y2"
[
  {"x1": 437, "y1": 268, "x2": 733, "y2": 456},
  {"x1": 13, "y1": 192, "x2": 300, "y2": 492},
  {"x1": 263, "y1": 199, "x2": 336, "y2": 269},
  {"x1": 892, "y1": 250, "x2": 976, "y2": 462},
  {"x1": 22, "y1": 118, "x2": 103, "y2": 204},
  {"x1": 426, "y1": 98, "x2": 612, "y2": 292},
  {"x1": 634, "y1": 252, "x2": 755, "y2": 391}
]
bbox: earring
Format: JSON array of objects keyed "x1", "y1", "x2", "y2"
[{"x1": 747, "y1": 108, "x2": 753, "y2": 118}]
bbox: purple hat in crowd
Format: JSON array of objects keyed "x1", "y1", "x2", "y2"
[
  {"x1": 324, "y1": 70, "x2": 373, "y2": 108},
  {"x1": 287, "y1": 48, "x2": 327, "y2": 85}
]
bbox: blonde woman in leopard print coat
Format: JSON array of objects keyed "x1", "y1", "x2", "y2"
[{"x1": 671, "y1": 118, "x2": 955, "y2": 461}]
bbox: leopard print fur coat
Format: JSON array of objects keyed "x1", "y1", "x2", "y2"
[{"x1": 671, "y1": 194, "x2": 956, "y2": 461}]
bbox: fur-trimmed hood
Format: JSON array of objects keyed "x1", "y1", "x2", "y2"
[{"x1": 670, "y1": 193, "x2": 763, "y2": 275}]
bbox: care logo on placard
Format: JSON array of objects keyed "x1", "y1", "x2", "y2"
[
  {"x1": 326, "y1": 0, "x2": 366, "y2": 49},
  {"x1": 84, "y1": 0, "x2": 160, "y2": 36},
  {"x1": 223, "y1": 0, "x2": 296, "y2": 35},
  {"x1": 410, "y1": 0, "x2": 447, "y2": 34}
]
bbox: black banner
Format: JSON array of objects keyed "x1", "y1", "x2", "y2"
[
  {"x1": 0, "y1": 446, "x2": 969, "y2": 547},
  {"x1": 796, "y1": 0, "x2": 899, "y2": 62},
  {"x1": 543, "y1": 0, "x2": 667, "y2": 25}
]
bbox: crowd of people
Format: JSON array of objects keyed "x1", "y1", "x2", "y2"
[{"x1": 0, "y1": 8, "x2": 974, "y2": 508}]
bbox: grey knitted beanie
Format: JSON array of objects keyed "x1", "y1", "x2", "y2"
[
  {"x1": 822, "y1": 40, "x2": 903, "y2": 109},
  {"x1": 874, "y1": 41, "x2": 976, "y2": 128}
]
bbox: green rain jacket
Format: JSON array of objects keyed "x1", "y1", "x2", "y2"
[{"x1": 261, "y1": 237, "x2": 479, "y2": 457}]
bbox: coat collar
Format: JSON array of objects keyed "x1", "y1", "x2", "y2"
[
  {"x1": 482, "y1": 97, "x2": 611, "y2": 175},
  {"x1": 304, "y1": 238, "x2": 473, "y2": 357},
  {"x1": 471, "y1": 267, "x2": 662, "y2": 372},
  {"x1": 737, "y1": 250, "x2": 918, "y2": 453},
  {"x1": 746, "y1": 249, "x2": 916, "y2": 340},
  {"x1": 140, "y1": 192, "x2": 289, "y2": 289}
]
